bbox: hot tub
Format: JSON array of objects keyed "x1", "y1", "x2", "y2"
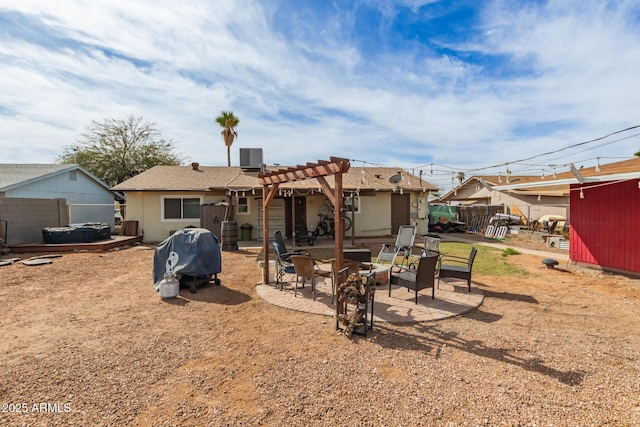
[{"x1": 42, "y1": 223, "x2": 111, "y2": 244}]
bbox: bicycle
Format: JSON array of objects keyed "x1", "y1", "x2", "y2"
[{"x1": 314, "y1": 201, "x2": 352, "y2": 238}]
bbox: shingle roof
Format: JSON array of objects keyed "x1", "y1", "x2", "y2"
[
  {"x1": 0, "y1": 164, "x2": 77, "y2": 191},
  {"x1": 112, "y1": 165, "x2": 439, "y2": 192}
]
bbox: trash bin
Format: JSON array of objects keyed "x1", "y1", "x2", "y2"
[{"x1": 240, "y1": 223, "x2": 253, "y2": 241}]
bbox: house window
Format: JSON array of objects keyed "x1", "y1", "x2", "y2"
[
  {"x1": 162, "y1": 196, "x2": 201, "y2": 220},
  {"x1": 237, "y1": 197, "x2": 249, "y2": 214},
  {"x1": 345, "y1": 196, "x2": 360, "y2": 213}
]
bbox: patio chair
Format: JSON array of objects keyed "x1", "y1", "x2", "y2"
[
  {"x1": 274, "y1": 230, "x2": 309, "y2": 258},
  {"x1": 294, "y1": 223, "x2": 317, "y2": 246},
  {"x1": 273, "y1": 241, "x2": 296, "y2": 289},
  {"x1": 375, "y1": 225, "x2": 417, "y2": 272},
  {"x1": 407, "y1": 234, "x2": 441, "y2": 269},
  {"x1": 290, "y1": 255, "x2": 332, "y2": 301},
  {"x1": 390, "y1": 255, "x2": 438, "y2": 303},
  {"x1": 437, "y1": 247, "x2": 477, "y2": 292}
]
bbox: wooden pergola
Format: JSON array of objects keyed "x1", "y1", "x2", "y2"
[{"x1": 257, "y1": 156, "x2": 351, "y2": 284}]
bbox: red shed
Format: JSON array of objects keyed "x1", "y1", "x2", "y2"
[{"x1": 570, "y1": 179, "x2": 640, "y2": 275}]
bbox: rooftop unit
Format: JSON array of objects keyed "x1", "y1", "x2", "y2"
[{"x1": 239, "y1": 148, "x2": 263, "y2": 171}]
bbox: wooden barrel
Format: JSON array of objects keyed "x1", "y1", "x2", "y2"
[{"x1": 221, "y1": 221, "x2": 238, "y2": 251}]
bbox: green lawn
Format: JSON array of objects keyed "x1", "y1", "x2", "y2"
[{"x1": 306, "y1": 241, "x2": 529, "y2": 278}]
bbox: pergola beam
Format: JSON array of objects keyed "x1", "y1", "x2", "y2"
[{"x1": 258, "y1": 157, "x2": 350, "y2": 285}]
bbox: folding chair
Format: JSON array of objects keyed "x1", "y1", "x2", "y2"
[
  {"x1": 407, "y1": 234, "x2": 441, "y2": 269},
  {"x1": 273, "y1": 241, "x2": 296, "y2": 289},
  {"x1": 274, "y1": 230, "x2": 309, "y2": 257},
  {"x1": 375, "y1": 225, "x2": 417, "y2": 272}
]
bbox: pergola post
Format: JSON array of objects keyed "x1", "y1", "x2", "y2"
[
  {"x1": 258, "y1": 157, "x2": 351, "y2": 284},
  {"x1": 261, "y1": 182, "x2": 280, "y2": 284}
]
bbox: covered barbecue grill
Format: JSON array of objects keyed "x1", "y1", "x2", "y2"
[{"x1": 153, "y1": 228, "x2": 222, "y2": 293}]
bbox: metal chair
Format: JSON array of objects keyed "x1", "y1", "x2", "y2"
[
  {"x1": 273, "y1": 241, "x2": 296, "y2": 289},
  {"x1": 274, "y1": 230, "x2": 309, "y2": 258},
  {"x1": 438, "y1": 247, "x2": 477, "y2": 292},
  {"x1": 408, "y1": 235, "x2": 440, "y2": 269},
  {"x1": 294, "y1": 223, "x2": 317, "y2": 246},
  {"x1": 290, "y1": 255, "x2": 332, "y2": 301},
  {"x1": 375, "y1": 225, "x2": 417, "y2": 271}
]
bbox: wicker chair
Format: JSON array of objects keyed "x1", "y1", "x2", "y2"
[
  {"x1": 437, "y1": 247, "x2": 477, "y2": 292},
  {"x1": 290, "y1": 255, "x2": 332, "y2": 301},
  {"x1": 390, "y1": 255, "x2": 438, "y2": 304}
]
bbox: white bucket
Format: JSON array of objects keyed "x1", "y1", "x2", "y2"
[
  {"x1": 159, "y1": 276, "x2": 179, "y2": 298},
  {"x1": 260, "y1": 260, "x2": 276, "y2": 284}
]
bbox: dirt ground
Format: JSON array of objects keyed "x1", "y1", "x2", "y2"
[{"x1": 0, "y1": 236, "x2": 639, "y2": 426}]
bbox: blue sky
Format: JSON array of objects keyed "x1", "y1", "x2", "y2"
[{"x1": 1, "y1": 0, "x2": 639, "y2": 191}]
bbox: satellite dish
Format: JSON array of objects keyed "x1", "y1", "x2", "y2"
[{"x1": 388, "y1": 173, "x2": 402, "y2": 184}]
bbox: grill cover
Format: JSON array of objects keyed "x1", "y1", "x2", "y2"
[{"x1": 153, "y1": 228, "x2": 222, "y2": 290}]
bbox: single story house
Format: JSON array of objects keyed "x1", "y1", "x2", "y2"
[
  {"x1": 494, "y1": 157, "x2": 640, "y2": 276},
  {"x1": 0, "y1": 164, "x2": 120, "y2": 245},
  {"x1": 436, "y1": 175, "x2": 569, "y2": 227},
  {"x1": 111, "y1": 161, "x2": 439, "y2": 243}
]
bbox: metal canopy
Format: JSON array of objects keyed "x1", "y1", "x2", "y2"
[{"x1": 258, "y1": 156, "x2": 351, "y2": 285}]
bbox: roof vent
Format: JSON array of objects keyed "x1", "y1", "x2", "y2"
[
  {"x1": 239, "y1": 148, "x2": 263, "y2": 171},
  {"x1": 191, "y1": 162, "x2": 200, "y2": 170}
]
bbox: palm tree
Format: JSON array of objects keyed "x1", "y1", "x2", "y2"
[
  {"x1": 456, "y1": 171, "x2": 465, "y2": 185},
  {"x1": 215, "y1": 111, "x2": 240, "y2": 166}
]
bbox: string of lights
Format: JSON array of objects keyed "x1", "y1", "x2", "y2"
[{"x1": 352, "y1": 125, "x2": 640, "y2": 193}]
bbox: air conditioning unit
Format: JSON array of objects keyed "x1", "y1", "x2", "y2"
[
  {"x1": 546, "y1": 236, "x2": 561, "y2": 248},
  {"x1": 239, "y1": 148, "x2": 263, "y2": 170}
]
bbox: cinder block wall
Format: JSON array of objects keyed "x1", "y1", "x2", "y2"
[{"x1": 0, "y1": 197, "x2": 68, "y2": 245}]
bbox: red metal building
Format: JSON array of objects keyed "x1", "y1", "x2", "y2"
[{"x1": 570, "y1": 179, "x2": 640, "y2": 275}]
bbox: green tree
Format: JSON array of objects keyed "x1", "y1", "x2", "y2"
[
  {"x1": 215, "y1": 111, "x2": 239, "y2": 167},
  {"x1": 59, "y1": 115, "x2": 182, "y2": 187},
  {"x1": 456, "y1": 171, "x2": 466, "y2": 185}
]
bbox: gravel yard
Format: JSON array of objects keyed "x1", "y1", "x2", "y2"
[{"x1": 1, "y1": 238, "x2": 639, "y2": 426}]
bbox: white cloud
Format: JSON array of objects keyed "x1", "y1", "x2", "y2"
[{"x1": 0, "y1": 0, "x2": 639, "y2": 192}]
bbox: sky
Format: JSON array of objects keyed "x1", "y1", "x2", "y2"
[{"x1": 1, "y1": 0, "x2": 640, "y2": 191}]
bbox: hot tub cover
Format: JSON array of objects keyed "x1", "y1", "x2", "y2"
[{"x1": 153, "y1": 228, "x2": 222, "y2": 290}]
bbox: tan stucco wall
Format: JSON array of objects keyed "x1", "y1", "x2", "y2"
[
  {"x1": 124, "y1": 190, "x2": 430, "y2": 242},
  {"x1": 125, "y1": 191, "x2": 226, "y2": 242}
]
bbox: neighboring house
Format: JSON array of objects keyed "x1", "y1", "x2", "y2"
[
  {"x1": 436, "y1": 175, "x2": 569, "y2": 227},
  {"x1": 111, "y1": 162, "x2": 439, "y2": 243},
  {"x1": 0, "y1": 164, "x2": 119, "y2": 245},
  {"x1": 495, "y1": 157, "x2": 640, "y2": 276}
]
